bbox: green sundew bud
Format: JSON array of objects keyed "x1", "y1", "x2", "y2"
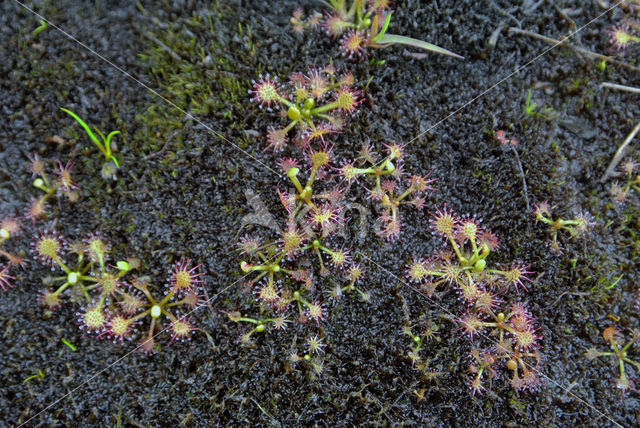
[
  {"x1": 151, "y1": 305, "x2": 161, "y2": 318},
  {"x1": 303, "y1": 98, "x2": 314, "y2": 110},
  {"x1": 68, "y1": 272, "x2": 79, "y2": 285},
  {"x1": 116, "y1": 261, "x2": 130, "y2": 272},
  {"x1": 287, "y1": 167, "x2": 300, "y2": 179},
  {"x1": 255, "y1": 324, "x2": 265, "y2": 333},
  {"x1": 0, "y1": 228, "x2": 9, "y2": 239},
  {"x1": 302, "y1": 108, "x2": 311, "y2": 118},
  {"x1": 240, "y1": 261, "x2": 251, "y2": 273},
  {"x1": 287, "y1": 105, "x2": 302, "y2": 121},
  {"x1": 33, "y1": 178, "x2": 46, "y2": 191},
  {"x1": 474, "y1": 259, "x2": 486, "y2": 272}
]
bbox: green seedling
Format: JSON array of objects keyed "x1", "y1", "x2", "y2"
[
  {"x1": 61, "y1": 338, "x2": 77, "y2": 351},
  {"x1": 524, "y1": 90, "x2": 537, "y2": 116},
  {"x1": 60, "y1": 108, "x2": 121, "y2": 178},
  {"x1": 23, "y1": 369, "x2": 45, "y2": 383},
  {"x1": 524, "y1": 90, "x2": 558, "y2": 121},
  {"x1": 32, "y1": 20, "x2": 47, "y2": 37}
]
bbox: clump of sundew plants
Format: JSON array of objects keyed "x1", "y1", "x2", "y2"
[
  {"x1": 31, "y1": 228, "x2": 205, "y2": 351},
  {"x1": 339, "y1": 142, "x2": 435, "y2": 240},
  {"x1": 249, "y1": 66, "x2": 361, "y2": 150},
  {"x1": 232, "y1": 77, "x2": 438, "y2": 361},
  {"x1": 459, "y1": 301, "x2": 543, "y2": 394},
  {"x1": 5, "y1": 0, "x2": 640, "y2": 426},
  {"x1": 407, "y1": 206, "x2": 532, "y2": 299},
  {"x1": 287, "y1": 334, "x2": 327, "y2": 376},
  {"x1": 229, "y1": 143, "x2": 369, "y2": 343},
  {"x1": 32, "y1": 231, "x2": 135, "y2": 310},
  {"x1": 405, "y1": 206, "x2": 542, "y2": 394}
]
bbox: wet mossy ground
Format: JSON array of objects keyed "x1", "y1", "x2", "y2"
[{"x1": 1, "y1": 0, "x2": 640, "y2": 426}]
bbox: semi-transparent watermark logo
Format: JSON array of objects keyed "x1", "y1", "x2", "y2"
[{"x1": 239, "y1": 188, "x2": 375, "y2": 242}]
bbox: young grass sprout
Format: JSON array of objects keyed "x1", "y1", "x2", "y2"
[{"x1": 60, "y1": 107, "x2": 121, "y2": 179}]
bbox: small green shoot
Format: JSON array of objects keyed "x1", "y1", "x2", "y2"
[
  {"x1": 61, "y1": 338, "x2": 77, "y2": 351},
  {"x1": 368, "y1": 10, "x2": 462, "y2": 58},
  {"x1": 363, "y1": 75, "x2": 374, "y2": 91},
  {"x1": 525, "y1": 90, "x2": 537, "y2": 116},
  {"x1": 33, "y1": 20, "x2": 48, "y2": 37},
  {"x1": 604, "y1": 274, "x2": 623, "y2": 290},
  {"x1": 591, "y1": 274, "x2": 623, "y2": 292},
  {"x1": 116, "y1": 405, "x2": 122, "y2": 428},
  {"x1": 598, "y1": 60, "x2": 607, "y2": 72},
  {"x1": 60, "y1": 108, "x2": 121, "y2": 178},
  {"x1": 524, "y1": 90, "x2": 558, "y2": 121},
  {"x1": 23, "y1": 369, "x2": 45, "y2": 383}
]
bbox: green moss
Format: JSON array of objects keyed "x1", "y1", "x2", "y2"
[
  {"x1": 509, "y1": 396, "x2": 527, "y2": 412},
  {"x1": 133, "y1": 8, "x2": 249, "y2": 158}
]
